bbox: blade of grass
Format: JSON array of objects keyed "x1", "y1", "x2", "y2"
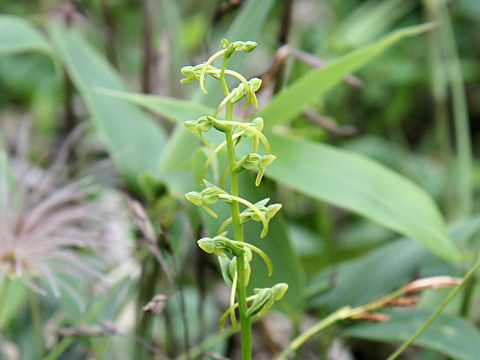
[
  {"x1": 386, "y1": 255, "x2": 480, "y2": 360},
  {"x1": 0, "y1": 15, "x2": 51, "y2": 55},
  {"x1": 258, "y1": 23, "x2": 435, "y2": 130},
  {"x1": 265, "y1": 133, "x2": 460, "y2": 262},
  {"x1": 49, "y1": 24, "x2": 167, "y2": 193},
  {"x1": 438, "y1": 1, "x2": 473, "y2": 217}
]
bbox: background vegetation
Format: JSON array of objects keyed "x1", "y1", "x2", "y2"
[{"x1": 0, "y1": 0, "x2": 479, "y2": 359}]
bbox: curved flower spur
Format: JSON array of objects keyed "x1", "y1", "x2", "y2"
[{"x1": 181, "y1": 40, "x2": 287, "y2": 359}]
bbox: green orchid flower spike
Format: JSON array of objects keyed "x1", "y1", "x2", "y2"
[{"x1": 181, "y1": 39, "x2": 287, "y2": 360}]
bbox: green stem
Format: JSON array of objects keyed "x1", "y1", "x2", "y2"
[
  {"x1": 175, "y1": 327, "x2": 237, "y2": 360},
  {"x1": 439, "y1": 1, "x2": 473, "y2": 217},
  {"x1": 459, "y1": 274, "x2": 476, "y2": 317},
  {"x1": 29, "y1": 290, "x2": 44, "y2": 357},
  {"x1": 275, "y1": 307, "x2": 353, "y2": 359},
  {"x1": 276, "y1": 287, "x2": 407, "y2": 359},
  {"x1": 226, "y1": 125, "x2": 251, "y2": 359},
  {"x1": 386, "y1": 256, "x2": 480, "y2": 360},
  {"x1": 220, "y1": 58, "x2": 251, "y2": 359},
  {"x1": 0, "y1": 276, "x2": 10, "y2": 328},
  {"x1": 424, "y1": 0, "x2": 453, "y2": 214}
]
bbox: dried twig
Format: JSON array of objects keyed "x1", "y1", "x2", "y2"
[
  {"x1": 100, "y1": 0, "x2": 118, "y2": 67},
  {"x1": 141, "y1": 0, "x2": 157, "y2": 94},
  {"x1": 278, "y1": 0, "x2": 294, "y2": 45},
  {"x1": 303, "y1": 107, "x2": 357, "y2": 136},
  {"x1": 258, "y1": 44, "x2": 364, "y2": 90},
  {"x1": 143, "y1": 294, "x2": 172, "y2": 315}
]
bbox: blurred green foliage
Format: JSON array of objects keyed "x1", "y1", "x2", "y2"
[{"x1": 0, "y1": 1, "x2": 479, "y2": 359}]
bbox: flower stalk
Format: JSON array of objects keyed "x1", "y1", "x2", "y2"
[
  {"x1": 275, "y1": 276, "x2": 463, "y2": 359},
  {"x1": 182, "y1": 40, "x2": 287, "y2": 360}
]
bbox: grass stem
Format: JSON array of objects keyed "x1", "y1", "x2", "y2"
[
  {"x1": 386, "y1": 256, "x2": 480, "y2": 360},
  {"x1": 439, "y1": 2, "x2": 473, "y2": 217},
  {"x1": 29, "y1": 289, "x2": 44, "y2": 357},
  {"x1": 0, "y1": 276, "x2": 10, "y2": 328}
]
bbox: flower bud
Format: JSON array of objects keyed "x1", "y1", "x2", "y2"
[
  {"x1": 196, "y1": 116, "x2": 213, "y2": 132},
  {"x1": 238, "y1": 153, "x2": 262, "y2": 171},
  {"x1": 249, "y1": 78, "x2": 262, "y2": 92},
  {"x1": 251, "y1": 117, "x2": 264, "y2": 131},
  {"x1": 197, "y1": 234, "x2": 244, "y2": 258},
  {"x1": 266, "y1": 203, "x2": 282, "y2": 220},
  {"x1": 246, "y1": 283, "x2": 288, "y2": 318},
  {"x1": 185, "y1": 191, "x2": 203, "y2": 206},
  {"x1": 230, "y1": 83, "x2": 246, "y2": 104},
  {"x1": 240, "y1": 41, "x2": 257, "y2": 52},
  {"x1": 180, "y1": 66, "x2": 196, "y2": 83}
]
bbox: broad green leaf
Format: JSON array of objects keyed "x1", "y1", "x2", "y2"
[
  {"x1": 100, "y1": 90, "x2": 211, "y2": 173},
  {"x1": 49, "y1": 25, "x2": 167, "y2": 192},
  {"x1": 266, "y1": 133, "x2": 459, "y2": 262},
  {"x1": 258, "y1": 23, "x2": 434, "y2": 130},
  {"x1": 343, "y1": 308, "x2": 480, "y2": 360},
  {"x1": 288, "y1": 221, "x2": 392, "y2": 275},
  {"x1": 98, "y1": 89, "x2": 212, "y2": 123},
  {"x1": 0, "y1": 15, "x2": 51, "y2": 55},
  {"x1": 310, "y1": 217, "x2": 480, "y2": 310},
  {"x1": 331, "y1": 0, "x2": 415, "y2": 50},
  {"x1": 310, "y1": 238, "x2": 429, "y2": 310}
]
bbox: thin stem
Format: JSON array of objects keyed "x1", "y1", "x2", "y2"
[
  {"x1": 219, "y1": 166, "x2": 230, "y2": 189},
  {"x1": 229, "y1": 272, "x2": 239, "y2": 330},
  {"x1": 459, "y1": 274, "x2": 476, "y2": 317},
  {"x1": 214, "y1": 89, "x2": 238, "y2": 117},
  {"x1": 203, "y1": 68, "x2": 251, "y2": 105},
  {"x1": 199, "y1": 131, "x2": 245, "y2": 185},
  {"x1": 275, "y1": 307, "x2": 353, "y2": 359},
  {"x1": 99, "y1": 0, "x2": 118, "y2": 67},
  {"x1": 424, "y1": 0, "x2": 453, "y2": 214},
  {"x1": 199, "y1": 49, "x2": 226, "y2": 94},
  {"x1": 218, "y1": 194, "x2": 268, "y2": 238},
  {"x1": 386, "y1": 256, "x2": 480, "y2": 360},
  {"x1": 29, "y1": 289, "x2": 44, "y2": 357},
  {"x1": 0, "y1": 276, "x2": 10, "y2": 328},
  {"x1": 212, "y1": 120, "x2": 270, "y2": 153},
  {"x1": 230, "y1": 241, "x2": 273, "y2": 276},
  {"x1": 218, "y1": 217, "x2": 233, "y2": 234},
  {"x1": 439, "y1": 2, "x2": 473, "y2": 217},
  {"x1": 141, "y1": 0, "x2": 157, "y2": 94},
  {"x1": 225, "y1": 128, "x2": 252, "y2": 358},
  {"x1": 275, "y1": 286, "x2": 412, "y2": 359},
  {"x1": 220, "y1": 59, "x2": 251, "y2": 358},
  {"x1": 235, "y1": 253, "x2": 252, "y2": 360}
]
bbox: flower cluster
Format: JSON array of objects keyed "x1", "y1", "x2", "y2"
[{"x1": 181, "y1": 40, "x2": 287, "y2": 332}]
